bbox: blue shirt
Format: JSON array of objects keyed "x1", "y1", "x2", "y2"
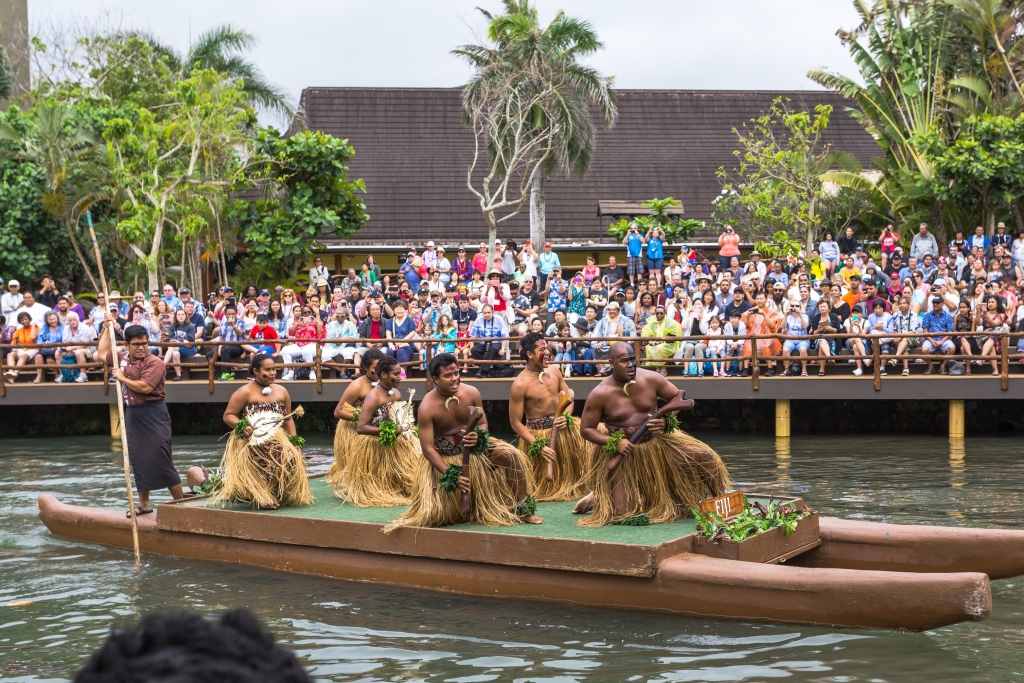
[
  {"x1": 387, "y1": 315, "x2": 416, "y2": 340},
  {"x1": 538, "y1": 250, "x2": 561, "y2": 275},
  {"x1": 218, "y1": 319, "x2": 243, "y2": 342},
  {"x1": 400, "y1": 262, "x2": 421, "y2": 290},
  {"x1": 646, "y1": 236, "x2": 663, "y2": 259},
  {"x1": 921, "y1": 310, "x2": 953, "y2": 338},
  {"x1": 163, "y1": 295, "x2": 182, "y2": 310},
  {"x1": 470, "y1": 315, "x2": 508, "y2": 340},
  {"x1": 626, "y1": 233, "x2": 644, "y2": 257}
]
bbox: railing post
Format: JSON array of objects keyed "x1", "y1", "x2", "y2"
[
  {"x1": 0, "y1": 350, "x2": 6, "y2": 398},
  {"x1": 208, "y1": 351, "x2": 215, "y2": 395},
  {"x1": 315, "y1": 342, "x2": 323, "y2": 393},
  {"x1": 775, "y1": 398, "x2": 790, "y2": 437},
  {"x1": 872, "y1": 339, "x2": 881, "y2": 391},
  {"x1": 1001, "y1": 333, "x2": 1009, "y2": 391},
  {"x1": 425, "y1": 342, "x2": 434, "y2": 392},
  {"x1": 750, "y1": 337, "x2": 759, "y2": 391}
]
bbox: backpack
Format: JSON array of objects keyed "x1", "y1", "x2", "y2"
[
  {"x1": 292, "y1": 365, "x2": 311, "y2": 381},
  {"x1": 60, "y1": 354, "x2": 80, "y2": 382}
]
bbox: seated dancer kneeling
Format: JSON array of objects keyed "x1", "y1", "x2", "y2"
[
  {"x1": 574, "y1": 342, "x2": 730, "y2": 526},
  {"x1": 509, "y1": 332, "x2": 588, "y2": 501},
  {"x1": 214, "y1": 354, "x2": 313, "y2": 509},
  {"x1": 327, "y1": 348, "x2": 384, "y2": 494},
  {"x1": 339, "y1": 355, "x2": 419, "y2": 506},
  {"x1": 384, "y1": 352, "x2": 541, "y2": 531}
]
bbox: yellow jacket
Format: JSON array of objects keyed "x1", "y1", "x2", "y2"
[{"x1": 641, "y1": 316, "x2": 683, "y2": 355}]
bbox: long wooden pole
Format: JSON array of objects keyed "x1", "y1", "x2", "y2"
[{"x1": 87, "y1": 212, "x2": 141, "y2": 566}]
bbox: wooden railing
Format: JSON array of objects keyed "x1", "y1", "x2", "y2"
[{"x1": 1, "y1": 330, "x2": 1021, "y2": 398}]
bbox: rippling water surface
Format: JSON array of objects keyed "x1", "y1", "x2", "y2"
[{"x1": 1, "y1": 432, "x2": 1022, "y2": 682}]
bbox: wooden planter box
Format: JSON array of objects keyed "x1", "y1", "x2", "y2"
[{"x1": 693, "y1": 511, "x2": 820, "y2": 564}]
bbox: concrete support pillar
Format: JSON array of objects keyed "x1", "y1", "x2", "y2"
[
  {"x1": 109, "y1": 403, "x2": 121, "y2": 439},
  {"x1": 775, "y1": 398, "x2": 791, "y2": 438},
  {"x1": 949, "y1": 399, "x2": 965, "y2": 439}
]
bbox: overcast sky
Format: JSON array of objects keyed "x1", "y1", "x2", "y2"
[{"x1": 30, "y1": 0, "x2": 862, "y2": 112}]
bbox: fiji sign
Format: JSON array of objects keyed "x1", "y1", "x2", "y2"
[{"x1": 699, "y1": 491, "x2": 746, "y2": 521}]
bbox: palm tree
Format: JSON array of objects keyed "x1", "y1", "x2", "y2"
[
  {"x1": 454, "y1": 1, "x2": 616, "y2": 245},
  {"x1": 124, "y1": 24, "x2": 294, "y2": 123}
]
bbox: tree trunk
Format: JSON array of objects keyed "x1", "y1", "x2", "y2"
[
  {"x1": 1012, "y1": 198, "x2": 1024, "y2": 235},
  {"x1": 63, "y1": 216, "x2": 100, "y2": 293},
  {"x1": 987, "y1": 207, "x2": 996, "y2": 237},
  {"x1": 806, "y1": 195, "x2": 817, "y2": 256},
  {"x1": 530, "y1": 174, "x2": 546, "y2": 247},
  {"x1": 485, "y1": 211, "x2": 498, "y2": 263},
  {"x1": 147, "y1": 216, "x2": 163, "y2": 293}
]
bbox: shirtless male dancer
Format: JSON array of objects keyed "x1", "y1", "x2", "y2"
[{"x1": 574, "y1": 342, "x2": 730, "y2": 526}]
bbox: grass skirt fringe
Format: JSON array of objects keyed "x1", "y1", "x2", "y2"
[
  {"x1": 519, "y1": 421, "x2": 589, "y2": 501},
  {"x1": 326, "y1": 408, "x2": 357, "y2": 493},
  {"x1": 578, "y1": 430, "x2": 730, "y2": 527},
  {"x1": 213, "y1": 430, "x2": 314, "y2": 510},
  {"x1": 383, "y1": 439, "x2": 523, "y2": 532},
  {"x1": 335, "y1": 431, "x2": 420, "y2": 507}
]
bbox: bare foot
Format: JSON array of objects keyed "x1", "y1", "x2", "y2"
[
  {"x1": 572, "y1": 492, "x2": 594, "y2": 514},
  {"x1": 521, "y1": 514, "x2": 544, "y2": 524}
]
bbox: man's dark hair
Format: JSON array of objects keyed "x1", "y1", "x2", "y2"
[
  {"x1": 123, "y1": 325, "x2": 148, "y2": 343},
  {"x1": 223, "y1": 306, "x2": 237, "y2": 314},
  {"x1": 429, "y1": 352, "x2": 458, "y2": 378},
  {"x1": 74, "y1": 609, "x2": 310, "y2": 683},
  {"x1": 360, "y1": 347, "x2": 385, "y2": 373},
  {"x1": 250, "y1": 353, "x2": 274, "y2": 373},
  {"x1": 376, "y1": 354, "x2": 400, "y2": 376},
  {"x1": 519, "y1": 331, "x2": 545, "y2": 360}
]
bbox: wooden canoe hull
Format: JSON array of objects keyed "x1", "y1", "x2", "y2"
[
  {"x1": 800, "y1": 517, "x2": 1024, "y2": 580},
  {"x1": 37, "y1": 494, "x2": 992, "y2": 630}
]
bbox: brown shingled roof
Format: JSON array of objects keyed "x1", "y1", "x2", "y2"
[{"x1": 297, "y1": 87, "x2": 879, "y2": 246}]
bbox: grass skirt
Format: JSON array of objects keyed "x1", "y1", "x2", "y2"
[
  {"x1": 519, "y1": 421, "x2": 589, "y2": 501},
  {"x1": 383, "y1": 438, "x2": 524, "y2": 531},
  {"x1": 213, "y1": 429, "x2": 314, "y2": 510},
  {"x1": 326, "y1": 406, "x2": 357, "y2": 493},
  {"x1": 335, "y1": 431, "x2": 420, "y2": 507},
  {"x1": 578, "y1": 430, "x2": 730, "y2": 527}
]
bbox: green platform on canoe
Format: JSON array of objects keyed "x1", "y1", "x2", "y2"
[
  {"x1": 205, "y1": 478, "x2": 698, "y2": 545},
  {"x1": 157, "y1": 478, "x2": 713, "y2": 577}
]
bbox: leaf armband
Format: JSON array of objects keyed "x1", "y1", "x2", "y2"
[
  {"x1": 233, "y1": 418, "x2": 251, "y2": 437},
  {"x1": 350, "y1": 406, "x2": 361, "y2": 423},
  {"x1": 527, "y1": 438, "x2": 549, "y2": 459},
  {"x1": 603, "y1": 430, "x2": 625, "y2": 458},
  {"x1": 378, "y1": 419, "x2": 398, "y2": 447},
  {"x1": 470, "y1": 427, "x2": 490, "y2": 456},
  {"x1": 288, "y1": 434, "x2": 305, "y2": 449},
  {"x1": 562, "y1": 412, "x2": 577, "y2": 429},
  {"x1": 664, "y1": 413, "x2": 680, "y2": 435},
  {"x1": 438, "y1": 465, "x2": 462, "y2": 492}
]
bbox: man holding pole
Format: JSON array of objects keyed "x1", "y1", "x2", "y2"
[
  {"x1": 384, "y1": 352, "x2": 540, "y2": 531},
  {"x1": 573, "y1": 342, "x2": 731, "y2": 526},
  {"x1": 509, "y1": 332, "x2": 588, "y2": 501},
  {"x1": 98, "y1": 319, "x2": 183, "y2": 517}
]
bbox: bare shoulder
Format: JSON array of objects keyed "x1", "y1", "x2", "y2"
[
  {"x1": 461, "y1": 383, "x2": 483, "y2": 404},
  {"x1": 508, "y1": 372, "x2": 529, "y2": 396},
  {"x1": 272, "y1": 384, "x2": 292, "y2": 403}
]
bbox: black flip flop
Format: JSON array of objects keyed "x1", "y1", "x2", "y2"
[{"x1": 126, "y1": 507, "x2": 153, "y2": 519}]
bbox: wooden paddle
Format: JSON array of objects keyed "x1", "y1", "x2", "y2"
[
  {"x1": 545, "y1": 390, "x2": 574, "y2": 481},
  {"x1": 460, "y1": 406, "x2": 484, "y2": 516},
  {"x1": 87, "y1": 211, "x2": 141, "y2": 567},
  {"x1": 607, "y1": 390, "x2": 693, "y2": 471}
]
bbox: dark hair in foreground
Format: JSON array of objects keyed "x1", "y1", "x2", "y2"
[
  {"x1": 375, "y1": 354, "x2": 399, "y2": 376},
  {"x1": 429, "y1": 352, "x2": 458, "y2": 378},
  {"x1": 73, "y1": 609, "x2": 310, "y2": 683},
  {"x1": 360, "y1": 347, "x2": 385, "y2": 372},
  {"x1": 519, "y1": 331, "x2": 545, "y2": 360},
  {"x1": 122, "y1": 325, "x2": 148, "y2": 343}
]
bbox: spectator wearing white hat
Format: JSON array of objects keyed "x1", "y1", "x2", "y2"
[
  {"x1": 423, "y1": 241, "x2": 439, "y2": 271},
  {"x1": 1, "y1": 279, "x2": 23, "y2": 317}
]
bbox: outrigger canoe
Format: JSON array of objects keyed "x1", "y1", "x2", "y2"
[{"x1": 37, "y1": 478, "x2": 1024, "y2": 631}]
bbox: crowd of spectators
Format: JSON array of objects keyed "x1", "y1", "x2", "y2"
[{"x1": 3, "y1": 221, "x2": 1024, "y2": 383}]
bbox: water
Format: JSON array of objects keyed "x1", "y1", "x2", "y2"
[{"x1": 1, "y1": 433, "x2": 1023, "y2": 682}]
